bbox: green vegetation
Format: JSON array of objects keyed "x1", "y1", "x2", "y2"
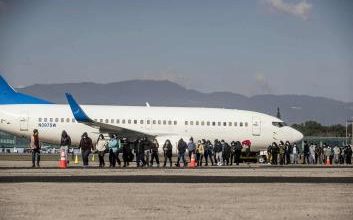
[{"x1": 291, "y1": 121, "x2": 352, "y2": 137}]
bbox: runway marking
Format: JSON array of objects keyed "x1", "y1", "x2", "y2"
[{"x1": 1, "y1": 175, "x2": 352, "y2": 183}]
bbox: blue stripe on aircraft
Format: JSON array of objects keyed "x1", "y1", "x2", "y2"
[{"x1": 65, "y1": 93, "x2": 92, "y2": 122}]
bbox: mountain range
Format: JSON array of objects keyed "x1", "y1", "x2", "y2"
[{"x1": 17, "y1": 80, "x2": 353, "y2": 125}]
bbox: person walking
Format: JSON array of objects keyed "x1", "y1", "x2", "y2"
[
  {"x1": 204, "y1": 140, "x2": 214, "y2": 166},
  {"x1": 196, "y1": 140, "x2": 205, "y2": 166},
  {"x1": 279, "y1": 141, "x2": 285, "y2": 165},
  {"x1": 303, "y1": 141, "x2": 310, "y2": 164},
  {"x1": 122, "y1": 138, "x2": 131, "y2": 167},
  {"x1": 291, "y1": 143, "x2": 299, "y2": 164},
  {"x1": 79, "y1": 132, "x2": 93, "y2": 167},
  {"x1": 163, "y1": 139, "x2": 173, "y2": 167},
  {"x1": 221, "y1": 140, "x2": 230, "y2": 166},
  {"x1": 285, "y1": 141, "x2": 291, "y2": 165},
  {"x1": 309, "y1": 143, "x2": 316, "y2": 164},
  {"x1": 214, "y1": 139, "x2": 223, "y2": 166},
  {"x1": 176, "y1": 138, "x2": 187, "y2": 167},
  {"x1": 60, "y1": 130, "x2": 71, "y2": 164},
  {"x1": 150, "y1": 139, "x2": 160, "y2": 167},
  {"x1": 271, "y1": 142, "x2": 279, "y2": 165},
  {"x1": 333, "y1": 145, "x2": 341, "y2": 164},
  {"x1": 30, "y1": 129, "x2": 41, "y2": 167},
  {"x1": 187, "y1": 137, "x2": 196, "y2": 163},
  {"x1": 96, "y1": 134, "x2": 107, "y2": 168},
  {"x1": 230, "y1": 141, "x2": 236, "y2": 166},
  {"x1": 108, "y1": 134, "x2": 120, "y2": 167},
  {"x1": 234, "y1": 141, "x2": 243, "y2": 165}
]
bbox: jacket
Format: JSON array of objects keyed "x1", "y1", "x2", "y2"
[
  {"x1": 79, "y1": 137, "x2": 93, "y2": 151},
  {"x1": 30, "y1": 135, "x2": 40, "y2": 150},
  {"x1": 196, "y1": 143, "x2": 204, "y2": 155},
  {"x1": 108, "y1": 138, "x2": 118, "y2": 153},
  {"x1": 60, "y1": 135, "x2": 71, "y2": 146},
  {"x1": 96, "y1": 139, "x2": 107, "y2": 152},
  {"x1": 163, "y1": 142, "x2": 173, "y2": 157},
  {"x1": 177, "y1": 140, "x2": 187, "y2": 153}
]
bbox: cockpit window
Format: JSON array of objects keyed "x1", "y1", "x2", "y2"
[{"x1": 272, "y1": 122, "x2": 287, "y2": 127}]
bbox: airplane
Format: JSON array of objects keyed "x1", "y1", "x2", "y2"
[{"x1": 0, "y1": 75, "x2": 303, "y2": 155}]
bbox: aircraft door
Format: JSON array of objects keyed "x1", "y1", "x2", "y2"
[
  {"x1": 252, "y1": 117, "x2": 261, "y2": 136},
  {"x1": 19, "y1": 113, "x2": 29, "y2": 131}
]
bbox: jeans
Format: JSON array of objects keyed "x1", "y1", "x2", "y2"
[
  {"x1": 163, "y1": 154, "x2": 172, "y2": 167},
  {"x1": 188, "y1": 149, "x2": 195, "y2": 162},
  {"x1": 196, "y1": 153, "x2": 203, "y2": 166},
  {"x1": 204, "y1": 151, "x2": 214, "y2": 166},
  {"x1": 109, "y1": 150, "x2": 120, "y2": 167},
  {"x1": 215, "y1": 152, "x2": 223, "y2": 165},
  {"x1": 150, "y1": 151, "x2": 160, "y2": 166},
  {"x1": 82, "y1": 150, "x2": 91, "y2": 166},
  {"x1": 98, "y1": 151, "x2": 105, "y2": 167},
  {"x1": 32, "y1": 149, "x2": 40, "y2": 166},
  {"x1": 176, "y1": 152, "x2": 186, "y2": 166}
]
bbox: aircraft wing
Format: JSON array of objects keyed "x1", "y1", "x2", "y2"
[{"x1": 65, "y1": 93, "x2": 155, "y2": 139}]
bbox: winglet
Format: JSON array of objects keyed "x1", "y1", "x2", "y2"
[{"x1": 65, "y1": 93, "x2": 92, "y2": 123}]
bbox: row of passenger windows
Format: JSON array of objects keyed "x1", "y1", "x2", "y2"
[
  {"x1": 39, "y1": 118, "x2": 76, "y2": 123},
  {"x1": 38, "y1": 118, "x2": 248, "y2": 127}
]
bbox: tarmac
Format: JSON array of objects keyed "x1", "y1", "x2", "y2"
[{"x1": 0, "y1": 160, "x2": 353, "y2": 220}]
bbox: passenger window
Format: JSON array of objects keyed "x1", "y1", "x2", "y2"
[
  {"x1": 116, "y1": 119, "x2": 120, "y2": 124},
  {"x1": 55, "y1": 118, "x2": 59, "y2": 122},
  {"x1": 223, "y1": 122, "x2": 227, "y2": 126},
  {"x1": 190, "y1": 121, "x2": 194, "y2": 126},
  {"x1": 168, "y1": 120, "x2": 172, "y2": 125},
  {"x1": 105, "y1": 119, "x2": 109, "y2": 123},
  {"x1": 66, "y1": 118, "x2": 70, "y2": 123},
  {"x1": 163, "y1": 120, "x2": 166, "y2": 125},
  {"x1": 111, "y1": 119, "x2": 114, "y2": 123},
  {"x1": 122, "y1": 119, "x2": 126, "y2": 124},
  {"x1": 245, "y1": 122, "x2": 248, "y2": 127},
  {"x1": 134, "y1": 120, "x2": 137, "y2": 124},
  {"x1": 140, "y1": 120, "x2": 144, "y2": 124},
  {"x1": 128, "y1": 120, "x2": 131, "y2": 124},
  {"x1": 38, "y1": 118, "x2": 42, "y2": 122},
  {"x1": 228, "y1": 122, "x2": 232, "y2": 126},
  {"x1": 240, "y1": 122, "x2": 243, "y2": 127},
  {"x1": 158, "y1": 120, "x2": 161, "y2": 125},
  {"x1": 50, "y1": 118, "x2": 53, "y2": 122},
  {"x1": 61, "y1": 118, "x2": 64, "y2": 123},
  {"x1": 174, "y1": 121, "x2": 177, "y2": 125},
  {"x1": 153, "y1": 120, "x2": 156, "y2": 125},
  {"x1": 201, "y1": 121, "x2": 205, "y2": 126},
  {"x1": 196, "y1": 121, "x2": 199, "y2": 126},
  {"x1": 147, "y1": 120, "x2": 151, "y2": 125},
  {"x1": 185, "y1": 121, "x2": 188, "y2": 125},
  {"x1": 207, "y1": 121, "x2": 210, "y2": 126},
  {"x1": 100, "y1": 119, "x2": 103, "y2": 123},
  {"x1": 72, "y1": 118, "x2": 75, "y2": 123},
  {"x1": 218, "y1": 122, "x2": 221, "y2": 126},
  {"x1": 234, "y1": 122, "x2": 237, "y2": 127},
  {"x1": 212, "y1": 122, "x2": 216, "y2": 126}
]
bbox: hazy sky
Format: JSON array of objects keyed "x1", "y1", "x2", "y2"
[{"x1": 0, "y1": 0, "x2": 352, "y2": 102}]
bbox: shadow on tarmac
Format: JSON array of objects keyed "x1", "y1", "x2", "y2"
[{"x1": 1, "y1": 175, "x2": 353, "y2": 184}]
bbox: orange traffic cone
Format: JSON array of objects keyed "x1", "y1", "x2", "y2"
[
  {"x1": 188, "y1": 153, "x2": 196, "y2": 168},
  {"x1": 325, "y1": 157, "x2": 331, "y2": 166},
  {"x1": 59, "y1": 149, "x2": 67, "y2": 169}
]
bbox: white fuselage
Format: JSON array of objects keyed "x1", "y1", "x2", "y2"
[{"x1": 0, "y1": 104, "x2": 303, "y2": 152}]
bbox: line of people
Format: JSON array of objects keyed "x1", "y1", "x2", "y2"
[
  {"x1": 267, "y1": 140, "x2": 352, "y2": 165},
  {"x1": 76, "y1": 132, "x2": 248, "y2": 168}
]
